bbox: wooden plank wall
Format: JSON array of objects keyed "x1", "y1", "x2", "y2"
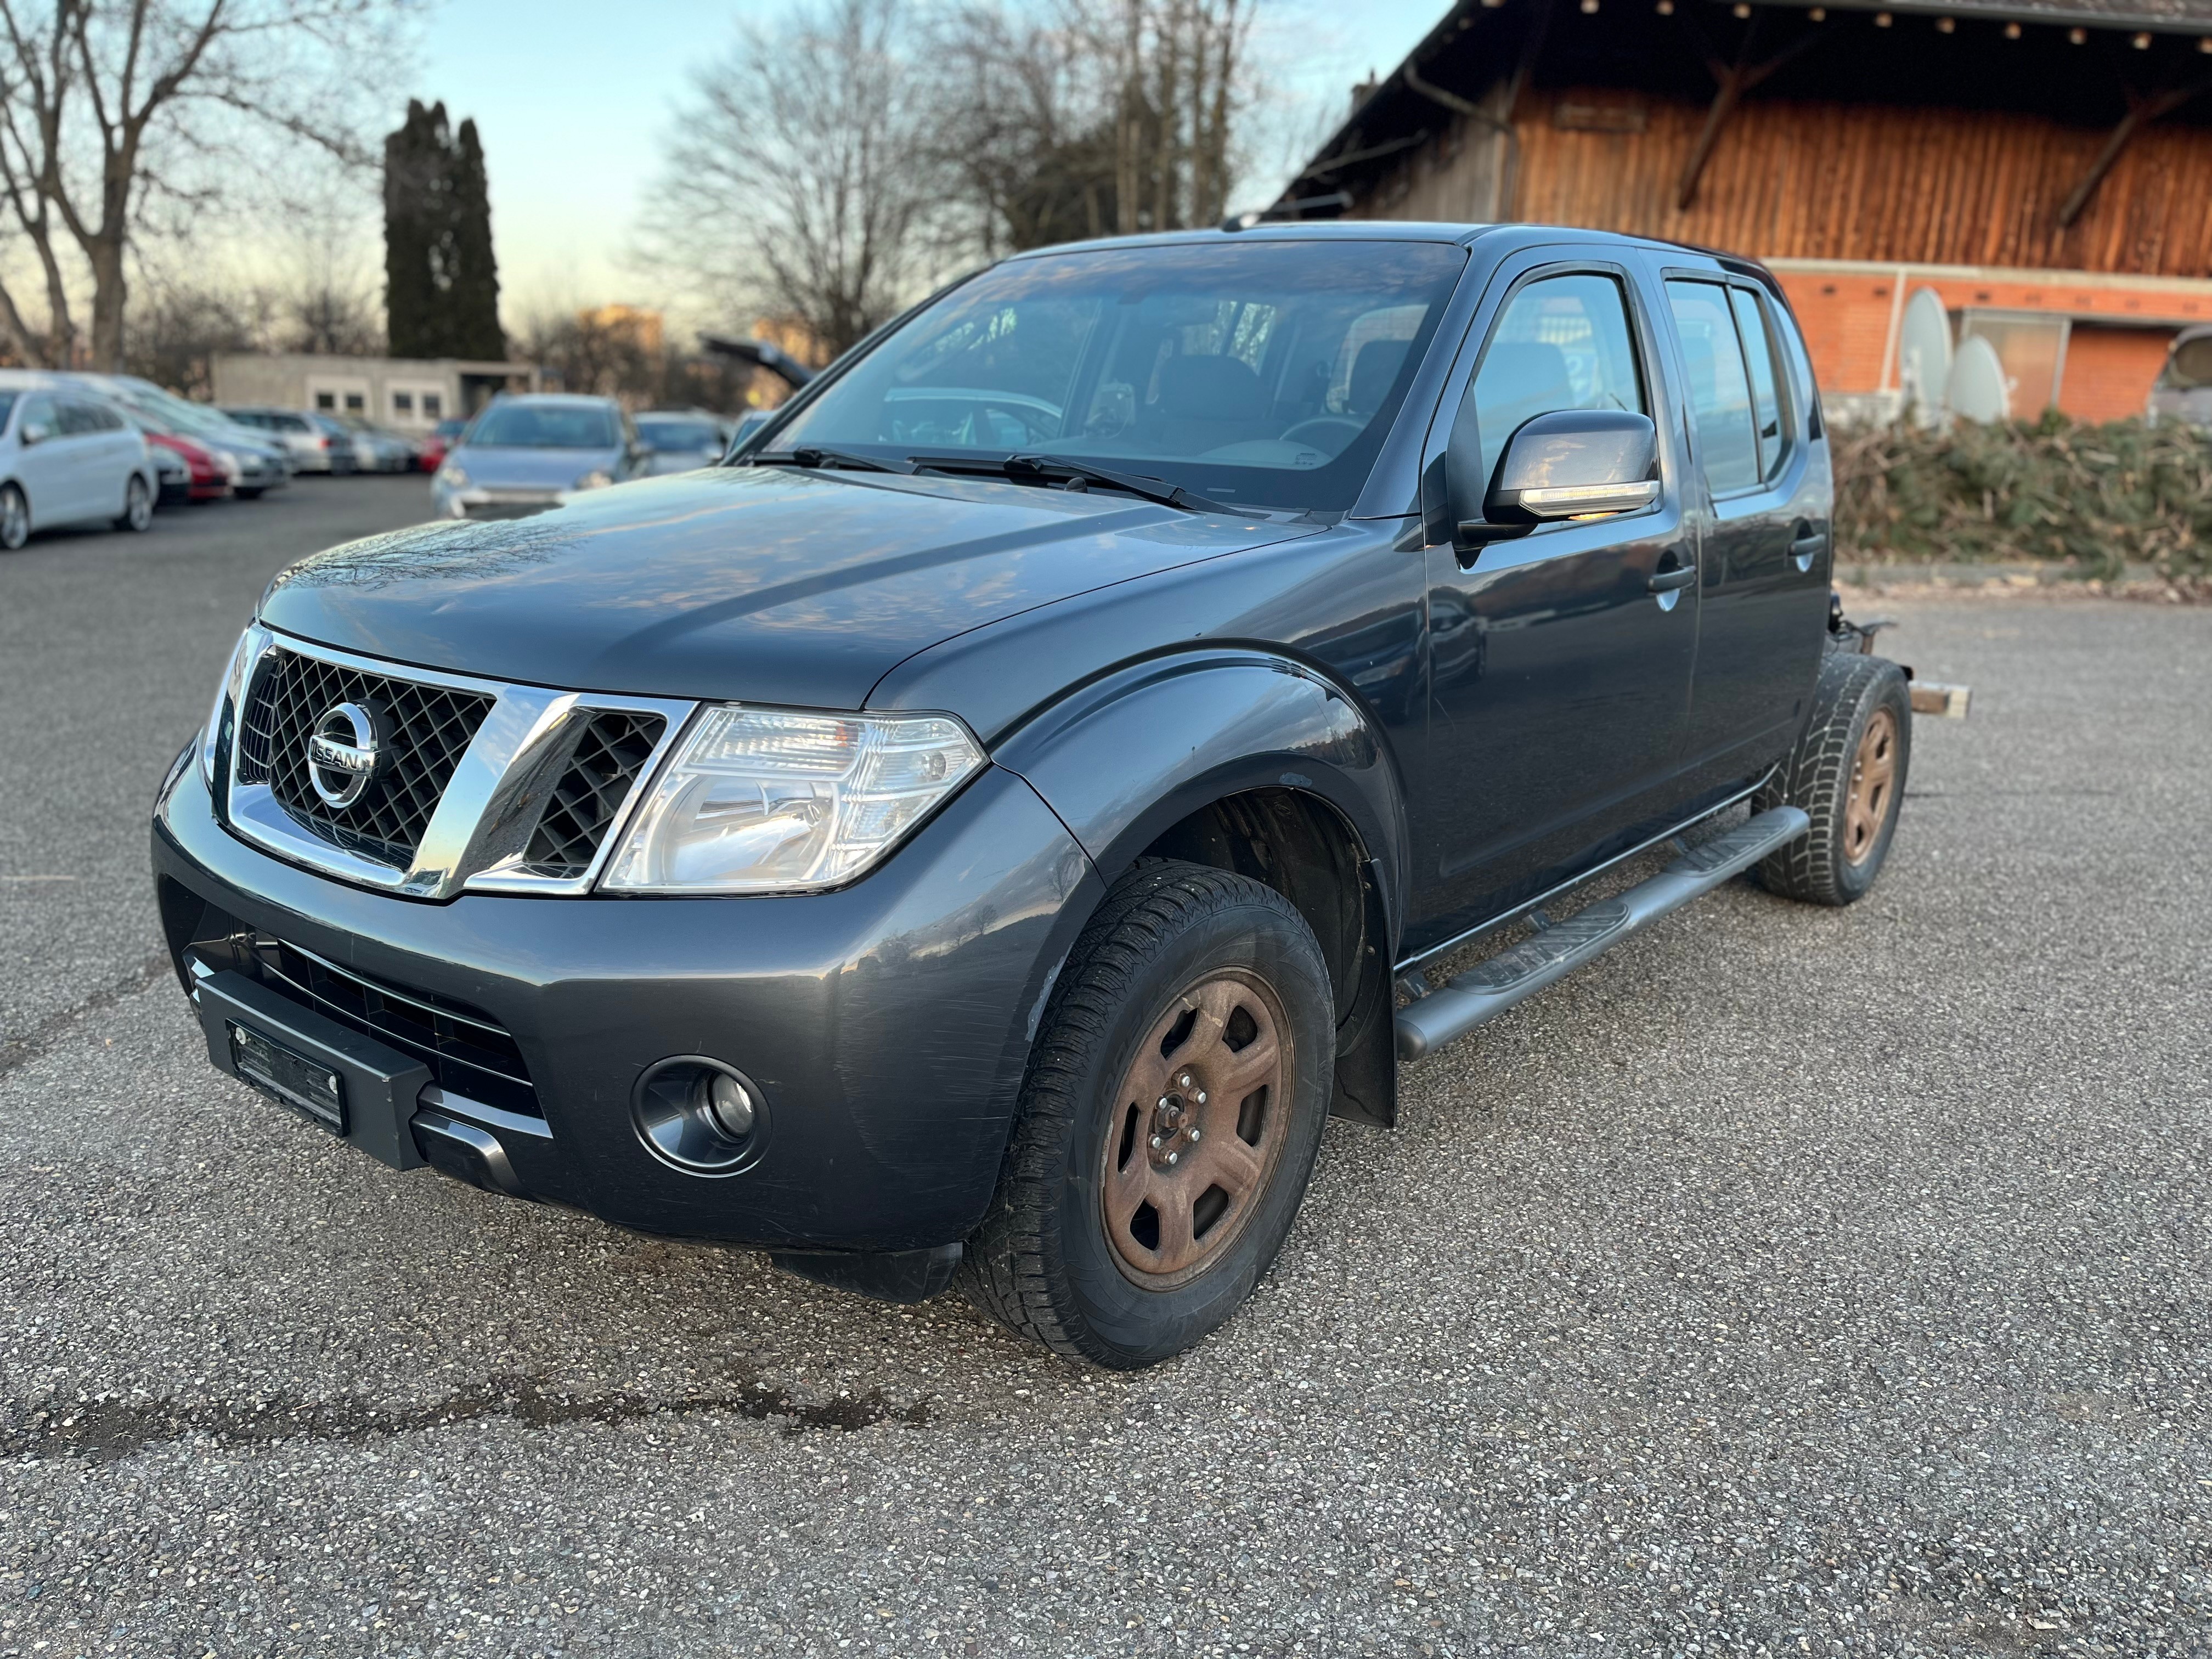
[{"x1": 1500, "y1": 87, "x2": 2212, "y2": 276}]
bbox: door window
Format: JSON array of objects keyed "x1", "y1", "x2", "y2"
[
  {"x1": 1728, "y1": 287, "x2": 1788, "y2": 480},
  {"x1": 18, "y1": 396, "x2": 57, "y2": 444},
  {"x1": 1468, "y1": 272, "x2": 1645, "y2": 491},
  {"x1": 56, "y1": 400, "x2": 102, "y2": 436},
  {"x1": 1665, "y1": 281, "x2": 1759, "y2": 495}
]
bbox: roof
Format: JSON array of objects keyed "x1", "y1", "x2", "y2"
[{"x1": 1284, "y1": 0, "x2": 2212, "y2": 215}]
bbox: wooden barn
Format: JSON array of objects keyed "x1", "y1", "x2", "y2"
[{"x1": 1276, "y1": 0, "x2": 2212, "y2": 421}]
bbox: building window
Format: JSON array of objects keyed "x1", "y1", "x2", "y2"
[
  {"x1": 315, "y1": 392, "x2": 335, "y2": 410},
  {"x1": 423, "y1": 393, "x2": 442, "y2": 419},
  {"x1": 392, "y1": 390, "x2": 414, "y2": 416},
  {"x1": 344, "y1": 392, "x2": 365, "y2": 413}
]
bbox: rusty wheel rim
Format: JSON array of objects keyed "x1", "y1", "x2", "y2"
[
  {"x1": 1844, "y1": 705, "x2": 1899, "y2": 866},
  {"x1": 1099, "y1": 969, "x2": 1295, "y2": 1291}
]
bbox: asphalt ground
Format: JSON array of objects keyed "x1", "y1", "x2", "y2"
[{"x1": 2, "y1": 482, "x2": 2209, "y2": 1657}]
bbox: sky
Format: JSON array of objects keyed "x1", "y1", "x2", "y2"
[{"x1": 411, "y1": 0, "x2": 1452, "y2": 332}]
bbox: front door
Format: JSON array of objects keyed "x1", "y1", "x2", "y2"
[
  {"x1": 1406, "y1": 256, "x2": 1701, "y2": 956},
  {"x1": 12, "y1": 395, "x2": 83, "y2": 525}
]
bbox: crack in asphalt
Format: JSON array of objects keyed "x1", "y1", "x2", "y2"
[
  {"x1": 3, "y1": 1372, "x2": 933, "y2": 1463},
  {"x1": 0, "y1": 950, "x2": 174, "y2": 1079}
]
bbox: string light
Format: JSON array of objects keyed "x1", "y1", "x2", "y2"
[
  {"x1": 1935, "y1": 15, "x2": 1954, "y2": 31},
  {"x1": 2004, "y1": 21, "x2": 2021, "y2": 38},
  {"x1": 1874, "y1": 10, "x2": 1893, "y2": 25},
  {"x1": 2068, "y1": 26, "x2": 2087, "y2": 43}
]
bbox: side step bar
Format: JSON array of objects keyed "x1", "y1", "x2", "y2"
[{"x1": 1395, "y1": 806, "x2": 1810, "y2": 1062}]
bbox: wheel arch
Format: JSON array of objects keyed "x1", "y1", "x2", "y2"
[{"x1": 990, "y1": 649, "x2": 1407, "y2": 1128}]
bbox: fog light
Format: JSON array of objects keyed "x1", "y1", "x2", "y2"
[
  {"x1": 631, "y1": 1056, "x2": 769, "y2": 1175},
  {"x1": 700, "y1": 1070, "x2": 756, "y2": 1138}
]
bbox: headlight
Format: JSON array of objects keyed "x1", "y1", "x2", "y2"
[
  {"x1": 216, "y1": 453, "x2": 241, "y2": 482},
  {"x1": 602, "y1": 706, "x2": 984, "y2": 893},
  {"x1": 572, "y1": 469, "x2": 613, "y2": 491},
  {"x1": 437, "y1": 461, "x2": 469, "y2": 488},
  {"x1": 198, "y1": 627, "x2": 258, "y2": 787}
]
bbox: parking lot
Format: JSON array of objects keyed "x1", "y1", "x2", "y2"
[{"x1": 2, "y1": 479, "x2": 2208, "y2": 1657}]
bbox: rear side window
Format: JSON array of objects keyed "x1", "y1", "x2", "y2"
[
  {"x1": 57, "y1": 400, "x2": 101, "y2": 436},
  {"x1": 1729, "y1": 287, "x2": 1788, "y2": 480},
  {"x1": 1468, "y1": 272, "x2": 1646, "y2": 490},
  {"x1": 1665, "y1": 280, "x2": 1759, "y2": 495}
]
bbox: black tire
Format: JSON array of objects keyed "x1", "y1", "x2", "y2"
[
  {"x1": 234, "y1": 487, "x2": 264, "y2": 500},
  {"x1": 114, "y1": 473, "x2": 153, "y2": 532},
  {"x1": 959, "y1": 861, "x2": 1335, "y2": 1368},
  {"x1": 0, "y1": 483, "x2": 26, "y2": 550},
  {"x1": 1754, "y1": 652, "x2": 1911, "y2": 906}
]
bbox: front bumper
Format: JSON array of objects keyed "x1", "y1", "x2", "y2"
[
  {"x1": 153, "y1": 752, "x2": 1103, "y2": 1255},
  {"x1": 434, "y1": 483, "x2": 567, "y2": 520}
]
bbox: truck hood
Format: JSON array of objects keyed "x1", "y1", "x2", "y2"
[{"x1": 258, "y1": 465, "x2": 1323, "y2": 709}]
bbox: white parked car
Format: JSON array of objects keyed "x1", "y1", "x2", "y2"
[{"x1": 0, "y1": 372, "x2": 160, "y2": 550}]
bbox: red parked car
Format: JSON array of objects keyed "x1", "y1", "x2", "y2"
[
  {"x1": 419, "y1": 417, "x2": 467, "y2": 472},
  {"x1": 146, "y1": 431, "x2": 229, "y2": 504}
]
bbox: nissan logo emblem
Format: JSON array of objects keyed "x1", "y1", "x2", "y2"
[{"x1": 307, "y1": 701, "x2": 383, "y2": 809}]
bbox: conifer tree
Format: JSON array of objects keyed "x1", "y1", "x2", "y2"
[{"x1": 383, "y1": 100, "x2": 506, "y2": 360}]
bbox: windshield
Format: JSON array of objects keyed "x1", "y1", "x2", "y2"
[
  {"x1": 771, "y1": 239, "x2": 1468, "y2": 511},
  {"x1": 638, "y1": 416, "x2": 722, "y2": 450},
  {"x1": 467, "y1": 403, "x2": 620, "y2": 449}
]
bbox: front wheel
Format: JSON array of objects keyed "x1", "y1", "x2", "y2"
[
  {"x1": 1755, "y1": 653, "x2": 1912, "y2": 905},
  {"x1": 960, "y1": 861, "x2": 1335, "y2": 1368},
  {"x1": 233, "y1": 487, "x2": 264, "y2": 500},
  {"x1": 0, "y1": 484, "x2": 27, "y2": 550},
  {"x1": 115, "y1": 474, "x2": 153, "y2": 532}
]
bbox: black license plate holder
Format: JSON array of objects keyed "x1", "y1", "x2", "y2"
[{"x1": 227, "y1": 1019, "x2": 347, "y2": 1133}]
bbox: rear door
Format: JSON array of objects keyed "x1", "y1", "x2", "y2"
[
  {"x1": 1656, "y1": 269, "x2": 1832, "y2": 792},
  {"x1": 1407, "y1": 249, "x2": 1701, "y2": 952}
]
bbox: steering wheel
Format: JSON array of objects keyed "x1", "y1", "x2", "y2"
[
  {"x1": 1278, "y1": 416, "x2": 1365, "y2": 454},
  {"x1": 976, "y1": 400, "x2": 1059, "y2": 445}
]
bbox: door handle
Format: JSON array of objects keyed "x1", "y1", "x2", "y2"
[
  {"x1": 1647, "y1": 565, "x2": 1697, "y2": 593},
  {"x1": 1790, "y1": 522, "x2": 1827, "y2": 572}
]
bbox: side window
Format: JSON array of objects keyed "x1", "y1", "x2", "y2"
[
  {"x1": 55, "y1": 400, "x2": 99, "y2": 436},
  {"x1": 1729, "y1": 286, "x2": 1788, "y2": 480},
  {"x1": 1664, "y1": 280, "x2": 1759, "y2": 495},
  {"x1": 19, "y1": 396, "x2": 58, "y2": 442},
  {"x1": 1469, "y1": 272, "x2": 1645, "y2": 490}
]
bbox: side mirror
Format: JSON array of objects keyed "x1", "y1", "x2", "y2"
[
  {"x1": 19, "y1": 419, "x2": 52, "y2": 446},
  {"x1": 1485, "y1": 409, "x2": 1658, "y2": 524}
]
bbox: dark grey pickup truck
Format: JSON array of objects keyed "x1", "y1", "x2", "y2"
[{"x1": 155, "y1": 222, "x2": 1917, "y2": 1367}]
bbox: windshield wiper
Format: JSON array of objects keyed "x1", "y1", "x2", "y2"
[
  {"x1": 913, "y1": 452, "x2": 1234, "y2": 515},
  {"x1": 746, "y1": 447, "x2": 913, "y2": 474}
]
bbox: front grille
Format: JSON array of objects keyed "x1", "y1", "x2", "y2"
[
  {"x1": 238, "y1": 649, "x2": 494, "y2": 870},
  {"x1": 522, "y1": 712, "x2": 667, "y2": 878},
  {"x1": 245, "y1": 933, "x2": 541, "y2": 1119}
]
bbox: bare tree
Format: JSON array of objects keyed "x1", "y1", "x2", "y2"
[
  {"x1": 0, "y1": 0, "x2": 416, "y2": 370},
  {"x1": 635, "y1": 0, "x2": 945, "y2": 359},
  {"x1": 932, "y1": 0, "x2": 1254, "y2": 257}
]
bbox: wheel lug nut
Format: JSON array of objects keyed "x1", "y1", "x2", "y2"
[
  {"x1": 1157, "y1": 1096, "x2": 1170, "y2": 1110},
  {"x1": 1167, "y1": 1152, "x2": 1179, "y2": 1165},
  {"x1": 1195, "y1": 1091, "x2": 1207, "y2": 1104},
  {"x1": 1178, "y1": 1074, "x2": 1192, "y2": 1087},
  {"x1": 1150, "y1": 1135, "x2": 1163, "y2": 1148},
  {"x1": 1188, "y1": 1128, "x2": 1202, "y2": 1142}
]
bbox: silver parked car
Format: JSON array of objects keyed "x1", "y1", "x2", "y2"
[
  {"x1": 432, "y1": 394, "x2": 642, "y2": 519},
  {"x1": 223, "y1": 407, "x2": 340, "y2": 473},
  {"x1": 633, "y1": 410, "x2": 728, "y2": 476},
  {"x1": 0, "y1": 371, "x2": 160, "y2": 549}
]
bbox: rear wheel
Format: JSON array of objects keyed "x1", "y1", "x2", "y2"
[
  {"x1": 1755, "y1": 653, "x2": 1911, "y2": 905},
  {"x1": 0, "y1": 484, "x2": 26, "y2": 550},
  {"x1": 114, "y1": 474, "x2": 153, "y2": 532},
  {"x1": 960, "y1": 861, "x2": 1335, "y2": 1368}
]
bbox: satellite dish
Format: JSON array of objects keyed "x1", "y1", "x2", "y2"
[
  {"x1": 1897, "y1": 288, "x2": 1953, "y2": 428},
  {"x1": 1947, "y1": 334, "x2": 2011, "y2": 424}
]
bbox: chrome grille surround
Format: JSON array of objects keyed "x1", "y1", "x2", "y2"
[{"x1": 218, "y1": 625, "x2": 695, "y2": 899}]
